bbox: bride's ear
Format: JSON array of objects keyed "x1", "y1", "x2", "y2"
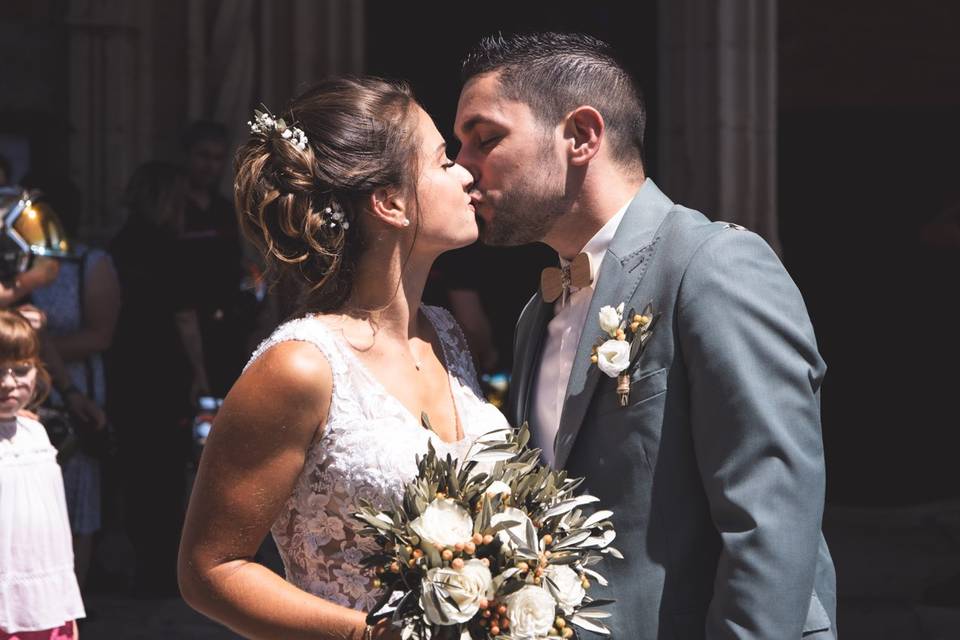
[{"x1": 367, "y1": 186, "x2": 410, "y2": 229}]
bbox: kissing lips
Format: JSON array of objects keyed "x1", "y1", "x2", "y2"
[{"x1": 470, "y1": 198, "x2": 492, "y2": 223}]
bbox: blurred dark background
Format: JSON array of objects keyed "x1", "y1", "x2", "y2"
[{"x1": 1, "y1": 1, "x2": 958, "y2": 638}]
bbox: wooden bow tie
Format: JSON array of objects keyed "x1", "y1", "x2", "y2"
[{"x1": 541, "y1": 252, "x2": 593, "y2": 303}]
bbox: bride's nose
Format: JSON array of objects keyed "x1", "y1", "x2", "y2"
[{"x1": 454, "y1": 163, "x2": 474, "y2": 191}]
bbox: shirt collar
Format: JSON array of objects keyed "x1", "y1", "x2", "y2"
[{"x1": 559, "y1": 196, "x2": 633, "y2": 281}]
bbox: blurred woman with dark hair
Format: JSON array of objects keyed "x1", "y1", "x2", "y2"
[{"x1": 25, "y1": 172, "x2": 122, "y2": 598}]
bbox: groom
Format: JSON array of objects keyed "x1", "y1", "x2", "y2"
[{"x1": 454, "y1": 33, "x2": 837, "y2": 639}]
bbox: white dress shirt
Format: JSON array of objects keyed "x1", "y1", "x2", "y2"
[{"x1": 532, "y1": 199, "x2": 631, "y2": 467}]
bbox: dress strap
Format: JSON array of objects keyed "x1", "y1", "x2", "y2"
[
  {"x1": 245, "y1": 315, "x2": 348, "y2": 382},
  {"x1": 421, "y1": 305, "x2": 483, "y2": 397}
]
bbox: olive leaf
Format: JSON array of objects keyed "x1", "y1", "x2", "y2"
[
  {"x1": 552, "y1": 530, "x2": 593, "y2": 550},
  {"x1": 570, "y1": 614, "x2": 612, "y2": 635},
  {"x1": 582, "y1": 510, "x2": 615, "y2": 529}
]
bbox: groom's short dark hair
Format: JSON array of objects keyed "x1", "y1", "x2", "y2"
[{"x1": 461, "y1": 32, "x2": 646, "y2": 171}]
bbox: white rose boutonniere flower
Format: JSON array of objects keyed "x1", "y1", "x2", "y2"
[
  {"x1": 597, "y1": 304, "x2": 623, "y2": 337},
  {"x1": 409, "y1": 498, "x2": 474, "y2": 548},
  {"x1": 421, "y1": 559, "x2": 493, "y2": 625},
  {"x1": 506, "y1": 585, "x2": 558, "y2": 639},
  {"x1": 595, "y1": 339, "x2": 631, "y2": 377},
  {"x1": 590, "y1": 301, "x2": 659, "y2": 406}
]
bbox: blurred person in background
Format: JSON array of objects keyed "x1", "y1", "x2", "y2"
[
  {"x1": 180, "y1": 121, "x2": 254, "y2": 398},
  {"x1": 0, "y1": 179, "x2": 105, "y2": 433},
  {"x1": 107, "y1": 161, "x2": 209, "y2": 596},
  {"x1": 0, "y1": 154, "x2": 11, "y2": 187},
  {"x1": 25, "y1": 172, "x2": 122, "y2": 599}
]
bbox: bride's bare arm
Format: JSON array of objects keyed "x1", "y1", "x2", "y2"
[{"x1": 178, "y1": 341, "x2": 370, "y2": 639}]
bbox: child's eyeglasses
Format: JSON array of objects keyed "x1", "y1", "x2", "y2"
[{"x1": 0, "y1": 363, "x2": 35, "y2": 380}]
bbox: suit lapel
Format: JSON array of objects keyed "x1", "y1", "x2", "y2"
[
  {"x1": 553, "y1": 179, "x2": 675, "y2": 469},
  {"x1": 508, "y1": 293, "x2": 552, "y2": 442}
]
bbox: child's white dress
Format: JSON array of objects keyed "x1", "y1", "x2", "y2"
[{"x1": 0, "y1": 416, "x2": 85, "y2": 632}]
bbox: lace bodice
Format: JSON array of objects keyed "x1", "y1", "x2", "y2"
[{"x1": 245, "y1": 306, "x2": 509, "y2": 610}]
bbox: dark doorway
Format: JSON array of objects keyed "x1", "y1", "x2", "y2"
[{"x1": 779, "y1": 2, "x2": 960, "y2": 505}]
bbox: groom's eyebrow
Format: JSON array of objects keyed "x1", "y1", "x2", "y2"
[{"x1": 458, "y1": 115, "x2": 498, "y2": 134}]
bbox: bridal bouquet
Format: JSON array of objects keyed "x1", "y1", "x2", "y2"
[{"x1": 354, "y1": 425, "x2": 620, "y2": 640}]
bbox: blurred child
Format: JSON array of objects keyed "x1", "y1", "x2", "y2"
[{"x1": 0, "y1": 310, "x2": 84, "y2": 639}]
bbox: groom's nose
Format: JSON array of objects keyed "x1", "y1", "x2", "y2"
[{"x1": 455, "y1": 147, "x2": 480, "y2": 183}]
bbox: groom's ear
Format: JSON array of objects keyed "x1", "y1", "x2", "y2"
[
  {"x1": 367, "y1": 186, "x2": 409, "y2": 229},
  {"x1": 564, "y1": 106, "x2": 604, "y2": 167}
]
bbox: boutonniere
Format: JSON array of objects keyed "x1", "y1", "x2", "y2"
[{"x1": 590, "y1": 301, "x2": 659, "y2": 406}]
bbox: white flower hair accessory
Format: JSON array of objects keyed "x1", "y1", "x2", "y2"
[
  {"x1": 247, "y1": 107, "x2": 308, "y2": 151},
  {"x1": 319, "y1": 200, "x2": 349, "y2": 231}
]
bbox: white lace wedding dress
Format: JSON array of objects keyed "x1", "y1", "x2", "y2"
[{"x1": 245, "y1": 305, "x2": 510, "y2": 610}]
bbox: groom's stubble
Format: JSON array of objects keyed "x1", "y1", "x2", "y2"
[{"x1": 478, "y1": 143, "x2": 570, "y2": 247}]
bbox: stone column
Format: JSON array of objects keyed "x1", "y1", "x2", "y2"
[
  {"x1": 65, "y1": 0, "x2": 367, "y2": 236},
  {"x1": 66, "y1": 0, "x2": 149, "y2": 240},
  {"x1": 201, "y1": 0, "x2": 366, "y2": 193},
  {"x1": 658, "y1": 0, "x2": 780, "y2": 252}
]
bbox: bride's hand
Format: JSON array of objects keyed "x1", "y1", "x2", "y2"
[{"x1": 368, "y1": 619, "x2": 401, "y2": 639}]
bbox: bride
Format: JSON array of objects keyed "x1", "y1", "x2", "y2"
[{"x1": 178, "y1": 77, "x2": 510, "y2": 639}]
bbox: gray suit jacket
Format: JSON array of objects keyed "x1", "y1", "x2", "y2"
[{"x1": 508, "y1": 180, "x2": 837, "y2": 639}]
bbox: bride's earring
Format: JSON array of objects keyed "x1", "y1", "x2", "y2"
[{"x1": 402, "y1": 218, "x2": 411, "y2": 227}]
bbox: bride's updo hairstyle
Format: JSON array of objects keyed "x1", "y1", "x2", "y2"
[{"x1": 234, "y1": 77, "x2": 420, "y2": 312}]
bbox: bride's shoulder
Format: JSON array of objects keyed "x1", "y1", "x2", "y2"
[
  {"x1": 243, "y1": 339, "x2": 332, "y2": 392},
  {"x1": 215, "y1": 338, "x2": 332, "y2": 458},
  {"x1": 245, "y1": 313, "x2": 343, "y2": 373},
  {"x1": 227, "y1": 336, "x2": 334, "y2": 439}
]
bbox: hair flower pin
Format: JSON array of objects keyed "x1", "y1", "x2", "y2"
[
  {"x1": 590, "y1": 301, "x2": 659, "y2": 406},
  {"x1": 321, "y1": 203, "x2": 349, "y2": 231},
  {"x1": 248, "y1": 107, "x2": 308, "y2": 151}
]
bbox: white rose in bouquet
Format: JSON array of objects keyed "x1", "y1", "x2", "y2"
[
  {"x1": 596, "y1": 339, "x2": 630, "y2": 377},
  {"x1": 506, "y1": 585, "x2": 557, "y2": 639},
  {"x1": 485, "y1": 480, "x2": 512, "y2": 497},
  {"x1": 354, "y1": 424, "x2": 620, "y2": 639},
  {"x1": 491, "y1": 506, "x2": 534, "y2": 550},
  {"x1": 543, "y1": 564, "x2": 586, "y2": 615},
  {"x1": 597, "y1": 305, "x2": 622, "y2": 337},
  {"x1": 409, "y1": 498, "x2": 473, "y2": 548},
  {"x1": 420, "y1": 559, "x2": 493, "y2": 625}
]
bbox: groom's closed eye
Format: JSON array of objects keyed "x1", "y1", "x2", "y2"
[{"x1": 478, "y1": 135, "x2": 502, "y2": 149}]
